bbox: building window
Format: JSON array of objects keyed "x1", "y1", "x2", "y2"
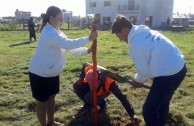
[
  {"x1": 90, "y1": 2, "x2": 96, "y2": 7},
  {"x1": 128, "y1": 0, "x2": 135, "y2": 10},
  {"x1": 103, "y1": 17, "x2": 111, "y2": 23},
  {"x1": 130, "y1": 16, "x2": 137, "y2": 24},
  {"x1": 103, "y1": 17, "x2": 106, "y2": 22},
  {"x1": 107, "y1": 17, "x2": 110, "y2": 22},
  {"x1": 94, "y1": 14, "x2": 100, "y2": 25},
  {"x1": 104, "y1": 1, "x2": 111, "y2": 6},
  {"x1": 145, "y1": 16, "x2": 153, "y2": 26}
]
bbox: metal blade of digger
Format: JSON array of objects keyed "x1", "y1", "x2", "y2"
[{"x1": 100, "y1": 70, "x2": 151, "y2": 89}]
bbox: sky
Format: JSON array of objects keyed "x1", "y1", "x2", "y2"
[{"x1": 0, "y1": 0, "x2": 193, "y2": 17}]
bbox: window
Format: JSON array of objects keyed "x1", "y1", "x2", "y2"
[
  {"x1": 94, "y1": 14, "x2": 100, "y2": 25},
  {"x1": 102, "y1": 17, "x2": 106, "y2": 22},
  {"x1": 128, "y1": 0, "x2": 135, "y2": 10},
  {"x1": 129, "y1": 16, "x2": 137, "y2": 24},
  {"x1": 90, "y1": 2, "x2": 96, "y2": 7},
  {"x1": 107, "y1": 17, "x2": 110, "y2": 22},
  {"x1": 145, "y1": 16, "x2": 153, "y2": 26},
  {"x1": 104, "y1": 1, "x2": 111, "y2": 6},
  {"x1": 103, "y1": 17, "x2": 111, "y2": 23}
]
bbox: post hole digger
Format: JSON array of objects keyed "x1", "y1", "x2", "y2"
[
  {"x1": 100, "y1": 70, "x2": 151, "y2": 89},
  {"x1": 73, "y1": 23, "x2": 98, "y2": 125},
  {"x1": 84, "y1": 64, "x2": 150, "y2": 89}
]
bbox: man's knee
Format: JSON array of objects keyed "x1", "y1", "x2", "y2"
[
  {"x1": 73, "y1": 82, "x2": 78, "y2": 90},
  {"x1": 73, "y1": 79, "x2": 82, "y2": 88}
]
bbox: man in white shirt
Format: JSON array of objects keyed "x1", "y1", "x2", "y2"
[{"x1": 111, "y1": 15, "x2": 187, "y2": 126}]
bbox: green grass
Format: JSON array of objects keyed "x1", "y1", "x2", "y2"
[{"x1": 0, "y1": 27, "x2": 194, "y2": 126}]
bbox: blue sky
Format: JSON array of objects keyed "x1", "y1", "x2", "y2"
[{"x1": 0, "y1": 0, "x2": 193, "y2": 17}]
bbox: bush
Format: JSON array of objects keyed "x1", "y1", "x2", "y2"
[{"x1": 0, "y1": 22, "x2": 21, "y2": 30}]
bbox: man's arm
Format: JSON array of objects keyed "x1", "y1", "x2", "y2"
[
  {"x1": 110, "y1": 83, "x2": 139, "y2": 125},
  {"x1": 79, "y1": 62, "x2": 90, "y2": 79},
  {"x1": 109, "y1": 83, "x2": 135, "y2": 117}
]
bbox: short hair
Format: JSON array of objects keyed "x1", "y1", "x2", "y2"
[{"x1": 111, "y1": 15, "x2": 133, "y2": 34}]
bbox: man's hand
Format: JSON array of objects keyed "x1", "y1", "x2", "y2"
[{"x1": 129, "y1": 79, "x2": 144, "y2": 89}]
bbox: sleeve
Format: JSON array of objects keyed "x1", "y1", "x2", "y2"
[
  {"x1": 79, "y1": 63, "x2": 90, "y2": 79},
  {"x1": 46, "y1": 31, "x2": 90, "y2": 49},
  {"x1": 33, "y1": 22, "x2": 36, "y2": 27},
  {"x1": 131, "y1": 57, "x2": 150, "y2": 83},
  {"x1": 67, "y1": 47, "x2": 88, "y2": 56},
  {"x1": 130, "y1": 42, "x2": 150, "y2": 83},
  {"x1": 110, "y1": 83, "x2": 135, "y2": 117}
]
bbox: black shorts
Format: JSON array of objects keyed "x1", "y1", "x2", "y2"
[{"x1": 29, "y1": 72, "x2": 59, "y2": 102}]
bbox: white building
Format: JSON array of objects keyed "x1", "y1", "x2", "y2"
[
  {"x1": 63, "y1": 11, "x2": 73, "y2": 23},
  {"x1": 85, "y1": 0, "x2": 174, "y2": 27},
  {"x1": 15, "y1": 9, "x2": 31, "y2": 24},
  {"x1": 15, "y1": 9, "x2": 31, "y2": 20}
]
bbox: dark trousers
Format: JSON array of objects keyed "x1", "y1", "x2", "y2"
[
  {"x1": 142, "y1": 65, "x2": 187, "y2": 126},
  {"x1": 73, "y1": 82, "x2": 90, "y2": 106},
  {"x1": 29, "y1": 29, "x2": 36, "y2": 41},
  {"x1": 73, "y1": 82, "x2": 108, "y2": 109}
]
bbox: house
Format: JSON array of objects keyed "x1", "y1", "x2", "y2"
[
  {"x1": 63, "y1": 10, "x2": 73, "y2": 23},
  {"x1": 85, "y1": 0, "x2": 174, "y2": 28},
  {"x1": 172, "y1": 14, "x2": 191, "y2": 27},
  {"x1": 15, "y1": 9, "x2": 31, "y2": 24}
]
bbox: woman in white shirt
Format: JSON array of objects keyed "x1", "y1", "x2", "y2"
[
  {"x1": 111, "y1": 15, "x2": 187, "y2": 126},
  {"x1": 29, "y1": 6, "x2": 97, "y2": 126}
]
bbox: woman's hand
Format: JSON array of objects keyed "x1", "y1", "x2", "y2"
[
  {"x1": 89, "y1": 31, "x2": 98, "y2": 41},
  {"x1": 87, "y1": 45, "x2": 93, "y2": 53}
]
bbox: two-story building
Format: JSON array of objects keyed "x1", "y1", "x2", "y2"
[
  {"x1": 15, "y1": 9, "x2": 31, "y2": 24},
  {"x1": 85, "y1": 0, "x2": 174, "y2": 28}
]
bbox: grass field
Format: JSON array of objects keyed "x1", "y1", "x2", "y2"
[{"x1": 0, "y1": 27, "x2": 194, "y2": 126}]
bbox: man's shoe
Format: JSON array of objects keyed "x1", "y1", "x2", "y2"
[{"x1": 78, "y1": 104, "x2": 90, "y2": 114}]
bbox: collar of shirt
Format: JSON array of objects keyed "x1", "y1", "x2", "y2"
[
  {"x1": 128, "y1": 25, "x2": 151, "y2": 46},
  {"x1": 46, "y1": 23, "x2": 61, "y2": 33}
]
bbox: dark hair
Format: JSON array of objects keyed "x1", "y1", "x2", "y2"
[
  {"x1": 111, "y1": 15, "x2": 133, "y2": 34},
  {"x1": 40, "y1": 6, "x2": 63, "y2": 32}
]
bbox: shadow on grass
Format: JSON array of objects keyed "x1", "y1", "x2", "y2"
[
  {"x1": 27, "y1": 101, "x2": 36, "y2": 112},
  {"x1": 9, "y1": 41, "x2": 35, "y2": 47},
  {"x1": 68, "y1": 109, "x2": 112, "y2": 126}
]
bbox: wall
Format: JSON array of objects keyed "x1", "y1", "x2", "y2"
[{"x1": 86, "y1": 0, "x2": 174, "y2": 27}]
